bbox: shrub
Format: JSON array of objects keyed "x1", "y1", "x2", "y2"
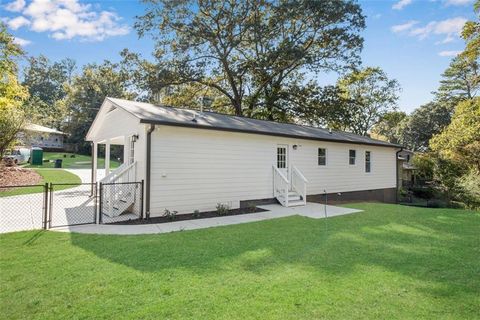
[
  {"x1": 411, "y1": 186, "x2": 435, "y2": 199},
  {"x1": 216, "y1": 203, "x2": 230, "y2": 216},
  {"x1": 163, "y1": 209, "x2": 177, "y2": 221},
  {"x1": 192, "y1": 209, "x2": 201, "y2": 218},
  {"x1": 456, "y1": 169, "x2": 480, "y2": 209}
]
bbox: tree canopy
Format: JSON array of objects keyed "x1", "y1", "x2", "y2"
[
  {"x1": 133, "y1": 0, "x2": 365, "y2": 120},
  {"x1": 0, "y1": 24, "x2": 29, "y2": 157}
]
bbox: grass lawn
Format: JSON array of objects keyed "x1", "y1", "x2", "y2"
[
  {"x1": 24, "y1": 152, "x2": 120, "y2": 169},
  {"x1": 0, "y1": 169, "x2": 81, "y2": 197},
  {"x1": 1, "y1": 203, "x2": 479, "y2": 319}
]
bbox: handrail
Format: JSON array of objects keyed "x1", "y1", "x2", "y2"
[
  {"x1": 100, "y1": 162, "x2": 136, "y2": 184},
  {"x1": 292, "y1": 166, "x2": 308, "y2": 183},
  {"x1": 273, "y1": 165, "x2": 289, "y2": 184},
  {"x1": 273, "y1": 165, "x2": 289, "y2": 207},
  {"x1": 291, "y1": 165, "x2": 307, "y2": 205}
]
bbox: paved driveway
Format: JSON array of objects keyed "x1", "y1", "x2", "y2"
[{"x1": 0, "y1": 169, "x2": 104, "y2": 233}]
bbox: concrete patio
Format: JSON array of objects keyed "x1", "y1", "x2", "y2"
[{"x1": 52, "y1": 202, "x2": 362, "y2": 235}]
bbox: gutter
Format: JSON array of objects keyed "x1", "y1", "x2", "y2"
[
  {"x1": 145, "y1": 124, "x2": 155, "y2": 219},
  {"x1": 395, "y1": 147, "x2": 404, "y2": 203}
]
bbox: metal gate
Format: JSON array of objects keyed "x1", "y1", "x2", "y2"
[
  {"x1": 1, "y1": 181, "x2": 144, "y2": 233},
  {"x1": 49, "y1": 183, "x2": 97, "y2": 228},
  {"x1": 99, "y1": 181, "x2": 143, "y2": 224}
]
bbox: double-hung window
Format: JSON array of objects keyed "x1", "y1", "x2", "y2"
[
  {"x1": 318, "y1": 148, "x2": 327, "y2": 166},
  {"x1": 365, "y1": 151, "x2": 371, "y2": 173},
  {"x1": 349, "y1": 149, "x2": 356, "y2": 165}
]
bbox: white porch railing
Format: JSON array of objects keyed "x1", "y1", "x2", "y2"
[
  {"x1": 291, "y1": 165, "x2": 308, "y2": 205},
  {"x1": 100, "y1": 162, "x2": 137, "y2": 184},
  {"x1": 100, "y1": 162, "x2": 137, "y2": 217},
  {"x1": 273, "y1": 165, "x2": 290, "y2": 207}
]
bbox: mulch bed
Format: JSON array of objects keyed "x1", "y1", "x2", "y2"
[
  {"x1": 0, "y1": 166, "x2": 42, "y2": 188},
  {"x1": 110, "y1": 207, "x2": 268, "y2": 225}
]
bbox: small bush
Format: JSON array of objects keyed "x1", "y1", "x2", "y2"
[
  {"x1": 427, "y1": 199, "x2": 447, "y2": 208},
  {"x1": 163, "y1": 209, "x2": 177, "y2": 221},
  {"x1": 216, "y1": 203, "x2": 230, "y2": 216},
  {"x1": 411, "y1": 187, "x2": 435, "y2": 199},
  {"x1": 192, "y1": 209, "x2": 201, "y2": 218}
]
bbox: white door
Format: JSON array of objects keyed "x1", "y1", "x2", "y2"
[{"x1": 276, "y1": 144, "x2": 289, "y2": 178}]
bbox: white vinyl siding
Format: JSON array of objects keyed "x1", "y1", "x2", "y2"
[{"x1": 149, "y1": 126, "x2": 397, "y2": 216}]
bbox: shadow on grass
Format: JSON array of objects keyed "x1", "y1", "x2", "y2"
[{"x1": 69, "y1": 203, "x2": 480, "y2": 296}]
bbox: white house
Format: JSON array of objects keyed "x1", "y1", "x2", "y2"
[
  {"x1": 86, "y1": 97, "x2": 402, "y2": 218},
  {"x1": 17, "y1": 123, "x2": 66, "y2": 149}
]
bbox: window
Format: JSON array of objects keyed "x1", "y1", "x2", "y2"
[
  {"x1": 318, "y1": 148, "x2": 326, "y2": 166},
  {"x1": 277, "y1": 147, "x2": 286, "y2": 168},
  {"x1": 365, "y1": 151, "x2": 371, "y2": 173},
  {"x1": 406, "y1": 154, "x2": 410, "y2": 162},
  {"x1": 349, "y1": 149, "x2": 356, "y2": 165}
]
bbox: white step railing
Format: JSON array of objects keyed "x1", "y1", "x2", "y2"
[
  {"x1": 291, "y1": 165, "x2": 308, "y2": 205},
  {"x1": 273, "y1": 165, "x2": 290, "y2": 207},
  {"x1": 101, "y1": 162, "x2": 137, "y2": 217},
  {"x1": 100, "y1": 162, "x2": 136, "y2": 184}
]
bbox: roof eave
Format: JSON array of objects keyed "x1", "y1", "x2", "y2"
[{"x1": 139, "y1": 119, "x2": 402, "y2": 148}]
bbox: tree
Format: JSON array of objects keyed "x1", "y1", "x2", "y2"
[
  {"x1": 461, "y1": 0, "x2": 480, "y2": 63},
  {"x1": 397, "y1": 102, "x2": 452, "y2": 151},
  {"x1": 370, "y1": 111, "x2": 407, "y2": 144},
  {"x1": 435, "y1": 55, "x2": 479, "y2": 103},
  {"x1": 133, "y1": 0, "x2": 365, "y2": 118},
  {"x1": 0, "y1": 24, "x2": 28, "y2": 158},
  {"x1": 62, "y1": 61, "x2": 136, "y2": 153},
  {"x1": 335, "y1": 67, "x2": 401, "y2": 135},
  {"x1": 22, "y1": 55, "x2": 76, "y2": 128},
  {"x1": 430, "y1": 98, "x2": 480, "y2": 171}
]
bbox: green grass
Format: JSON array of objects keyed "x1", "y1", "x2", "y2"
[
  {"x1": 0, "y1": 169, "x2": 81, "y2": 197},
  {"x1": 1, "y1": 203, "x2": 479, "y2": 319},
  {"x1": 24, "y1": 152, "x2": 120, "y2": 169}
]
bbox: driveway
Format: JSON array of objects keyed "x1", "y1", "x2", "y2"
[{"x1": 0, "y1": 169, "x2": 105, "y2": 233}]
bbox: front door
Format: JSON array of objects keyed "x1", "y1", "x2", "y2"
[{"x1": 276, "y1": 144, "x2": 289, "y2": 178}]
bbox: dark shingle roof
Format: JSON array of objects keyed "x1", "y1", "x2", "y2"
[{"x1": 107, "y1": 97, "x2": 401, "y2": 148}]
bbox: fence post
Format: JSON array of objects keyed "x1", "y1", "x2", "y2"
[
  {"x1": 140, "y1": 180, "x2": 144, "y2": 220},
  {"x1": 48, "y1": 183, "x2": 53, "y2": 229},
  {"x1": 43, "y1": 183, "x2": 49, "y2": 230},
  {"x1": 98, "y1": 182, "x2": 103, "y2": 224}
]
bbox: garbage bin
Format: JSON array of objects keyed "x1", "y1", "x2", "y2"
[
  {"x1": 30, "y1": 147, "x2": 43, "y2": 165},
  {"x1": 54, "y1": 159, "x2": 63, "y2": 168}
]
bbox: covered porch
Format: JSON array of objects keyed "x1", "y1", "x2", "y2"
[{"x1": 91, "y1": 134, "x2": 137, "y2": 184}]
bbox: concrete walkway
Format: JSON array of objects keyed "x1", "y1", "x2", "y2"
[{"x1": 52, "y1": 202, "x2": 362, "y2": 235}]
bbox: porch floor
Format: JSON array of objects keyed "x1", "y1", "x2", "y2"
[{"x1": 51, "y1": 202, "x2": 362, "y2": 235}]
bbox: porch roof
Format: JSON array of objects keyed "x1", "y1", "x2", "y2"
[{"x1": 106, "y1": 97, "x2": 402, "y2": 148}]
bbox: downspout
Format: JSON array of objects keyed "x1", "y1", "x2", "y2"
[
  {"x1": 395, "y1": 147, "x2": 403, "y2": 203},
  {"x1": 145, "y1": 124, "x2": 155, "y2": 219}
]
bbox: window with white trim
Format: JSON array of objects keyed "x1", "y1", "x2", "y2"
[
  {"x1": 365, "y1": 151, "x2": 371, "y2": 173},
  {"x1": 318, "y1": 148, "x2": 326, "y2": 166},
  {"x1": 349, "y1": 149, "x2": 356, "y2": 165}
]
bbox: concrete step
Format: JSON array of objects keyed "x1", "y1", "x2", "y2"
[{"x1": 286, "y1": 200, "x2": 305, "y2": 207}]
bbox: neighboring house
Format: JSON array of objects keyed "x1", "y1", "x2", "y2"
[
  {"x1": 397, "y1": 149, "x2": 416, "y2": 187},
  {"x1": 17, "y1": 124, "x2": 66, "y2": 149},
  {"x1": 87, "y1": 97, "x2": 402, "y2": 218}
]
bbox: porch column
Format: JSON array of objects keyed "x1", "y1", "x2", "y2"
[
  {"x1": 92, "y1": 141, "x2": 98, "y2": 183},
  {"x1": 105, "y1": 139, "x2": 111, "y2": 176}
]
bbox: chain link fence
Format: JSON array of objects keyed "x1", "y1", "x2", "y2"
[
  {"x1": 99, "y1": 181, "x2": 143, "y2": 224},
  {"x1": 49, "y1": 183, "x2": 97, "y2": 228},
  {"x1": 0, "y1": 184, "x2": 48, "y2": 233}
]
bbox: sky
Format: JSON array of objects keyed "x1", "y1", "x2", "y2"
[{"x1": 1, "y1": 0, "x2": 477, "y2": 113}]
